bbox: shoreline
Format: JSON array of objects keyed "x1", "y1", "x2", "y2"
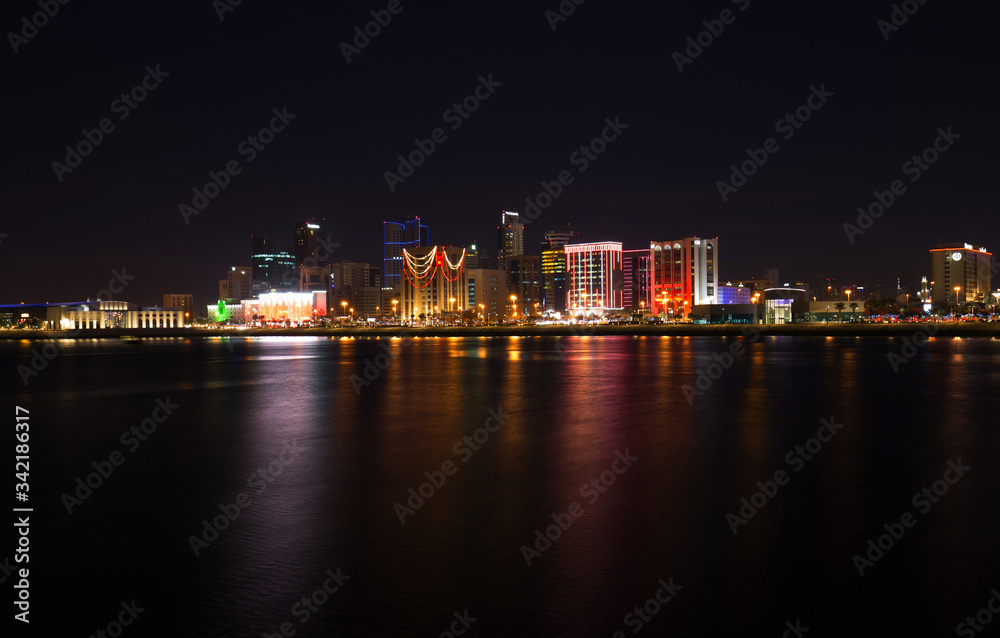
[{"x1": 2, "y1": 323, "x2": 999, "y2": 340}]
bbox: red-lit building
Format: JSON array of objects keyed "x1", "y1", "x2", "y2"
[{"x1": 650, "y1": 237, "x2": 718, "y2": 318}]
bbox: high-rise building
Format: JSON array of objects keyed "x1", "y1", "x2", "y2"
[
  {"x1": 162, "y1": 294, "x2": 194, "y2": 322},
  {"x1": 399, "y1": 246, "x2": 467, "y2": 322},
  {"x1": 251, "y1": 235, "x2": 297, "y2": 294},
  {"x1": 540, "y1": 225, "x2": 577, "y2": 312},
  {"x1": 508, "y1": 255, "x2": 542, "y2": 316},
  {"x1": 897, "y1": 267, "x2": 915, "y2": 295},
  {"x1": 465, "y1": 243, "x2": 493, "y2": 270},
  {"x1": 497, "y1": 211, "x2": 524, "y2": 274},
  {"x1": 622, "y1": 248, "x2": 651, "y2": 311},
  {"x1": 930, "y1": 242, "x2": 992, "y2": 304},
  {"x1": 763, "y1": 267, "x2": 780, "y2": 289},
  {"x1": 565, "y1": 242, "x2": 623, "y2": 314},
  {"x1": 331, "y1": 261, "x2": 382, "y2": 318},
  {"x1": 649, "y1": 237, "x2": 718, "y2": 318},
  {"x1": 219, "y1": 265, "x2": 252, "y2": 303},
  {"x1": 383, "y1": 217, "x2": 429, "y2": 306}
]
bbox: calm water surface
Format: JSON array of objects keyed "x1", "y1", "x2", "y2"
[{"x1": 7, "y1": 335, "x2": 1000, "y2": 637}]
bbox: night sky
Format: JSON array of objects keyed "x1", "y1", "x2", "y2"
[{"x1": 2, "y1": 0, "x2": 995, "y2": 309}]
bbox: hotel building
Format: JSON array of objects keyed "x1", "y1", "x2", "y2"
[
  {"x1": 930, "y1": 242, "x2": 993, "y2": 304},
  {"x1": 565, "y1": 242, "x2": 623, "y2": 315},
  {"x1": 650, "y1": 237, "x2": 718, "y2": 318}
]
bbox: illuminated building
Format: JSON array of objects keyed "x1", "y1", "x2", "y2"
[
  {"x1": 930, "y1": 242, "x2": 992, "y2": 304},
  {"x1": 540, "y1": 225, "x2": 577, "y2": 312},
  {"x1": 764, "y1": 287, "x2": 807, "y2": 324},
  {"x1": 41, "y1": 301, "x2": 184, "y2": 330},
  {"x1": 383, "y1": 217, "x2": 429, "y2": 306},
  {"x1": 650, "y1": 237, "x2": 718, "y2": 318},
  {"x1": 400, "y1": 246, "x2": 468, "y2": 322},
  {"x1": 332, "y1": 261, "x2": 382, "y2": 318},
  {"x1": 717, "y1": 285, "x2": 753, "y2": 304},
  {"x1": 508, "y1": 255, "x2": 542, "y2": 316},
  {"x1": 257, "y1": 291, "x2": 328, "y2": 324},
  {"x1": 622, "y1": 248, "x2": 651, "y2": 311},
  {"x1": 565, "y1": 242, "x2": 623, "y2": 315},
  {"x1": 497, "y1": 211, "x2": 524, "y2": 274}
]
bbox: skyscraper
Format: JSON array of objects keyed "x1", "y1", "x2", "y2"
[
  {"x1": 251, "y1": 234, "x2": 297, "y2": 294},
  {"x1": 294, "y1": 219, "x2": 329, "y2": 267},
  {"x1": 649, "y1": 237, "x2": 718, "y2": 318},
  {"x1": 496, "y1": 211, "x2": 524, "y2": 274},
  {"x1": 508, "y1": 255, "x2": 542, "y2": 316},
  {"x1": 540, "y1": 225, "x2": 577, "y2": 312},
  {"x1": 383, "y1": 217, "x2": 429, "y2": 305}
]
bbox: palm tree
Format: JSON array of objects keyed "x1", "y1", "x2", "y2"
[
  {"x1": 849, "y1": 302, "x2": 859, "y2": 322},
  {"x1": 834, "y1": 301, "x2": 846, "y2": 323}
]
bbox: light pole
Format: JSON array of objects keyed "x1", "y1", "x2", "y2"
[
  {"x1": 450, "y1": 297, "x2": 456, "y2": 324},
  {"x1": 478, "y1": 303, "x2": 485, "y2": 325},
  {"x1": 341, "y1": 301, "x2": 347, "y2": 319},
  {"x1": 510, "y1": 295, "x2": 517, "y2": 323},
  {"x1": 392, "y1": 299, "x2": 398, "y2": 323},
  {"x1": 349, "y1": 307, "x2": 353, "y2": 323},
  {"x1": 954, "y1": 286, "x2": 961, "y2": 316}
]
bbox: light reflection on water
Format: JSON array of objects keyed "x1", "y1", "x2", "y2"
[{"x1": 11, "y1": 335, "x2": 1000, "y2": 637}]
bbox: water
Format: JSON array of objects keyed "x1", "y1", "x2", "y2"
[{"x1": 7, "y1": 335, "x2": 1000, "y2": 636}]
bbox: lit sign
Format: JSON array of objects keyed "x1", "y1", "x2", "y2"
[{"x1": 952, "y1": 252, "x2": 963, "y2": 261}]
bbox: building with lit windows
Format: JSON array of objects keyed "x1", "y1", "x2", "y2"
[
  {"x1": 497, "y1": 211, "x2": 524, "y2": 274},
  {"x1": 717, "y1": 285, "x2": 753, "y2": 305},
  {"x1": 399, "y1": 246, "x2": 468, "y2": 322},
  {"x1": 162, "y1": 294, "x2": 194, "y2": 322},
  {"x1": 219, "y1": 265, "x2": 252, "y2": 303},
  {"x1": 251, "y1": 235, "x2": 297, "y2": 293},
  {"x1": 508, "y1": 255, "x2": 542, "y2": 316},
  {"x1": 257, "y1": 291, "x2": 327, "y2": 324},
  {"x1": 565, "y1": 242, "x2": 623, "y2": 315},
  {"x1": 540, "y1": 225, "x2": 577, "y2": 312},
  {"x1": 622, "y1": 248, "x2": 651, "y2": 312},
  {"x1": 294, "y1": 219, "x2": 328, "y2": 267},
  {"x1": 650, "y1": 237, "x2": 718, "y2": 319},
  {"x1": 930, "y1": 243, "x2": 993, "y2": 304},
  {"x1": 41, "y1": 301, "x2": 184, "y2": 330}
]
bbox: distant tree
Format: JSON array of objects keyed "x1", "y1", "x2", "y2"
[{"x1": 834, "y1": 301, "x2": 846, "y2": 322}]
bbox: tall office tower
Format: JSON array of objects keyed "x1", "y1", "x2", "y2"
[
  {"x1": 565, "y1": 242, "x2": 624, "y2": 314},
  {"x1": 294, "y1": 218, "x2": 330, "y2": 267},
  {"x1": 508, "y1": 255, "x2": 542, "y2": 316},
  {"x1": 649, "y1": 237, "x2": 718, "y2": 317},
  {"x1": 496, "y1": 211, "x2": 524, "y2": 274},
  {"x1": 540, "y1": 225, "x2": 577, "y2": 312},
  {"x1": 763, "y1": 267, "x2": 780, "y2": 288},
  {"x1": 220, "y1": 265, "x2": 252, "y2": 303},
  {"x1": 251, "y1": 235, "x2": 297, "y2": 293},
  {"x1": 383, "y1": 217, "x2": 429, "y2": 306},
  {"x1": 622, "y1": 248, "x2": 651, "y2": 311},
  {"x1": 930, "y1": 242, "x2": 992, "y2": 304}
]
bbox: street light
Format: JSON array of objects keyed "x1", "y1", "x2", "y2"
[
  {"x1": 478, "y1": 303, "x2": 485, "y2": 325},
  {"x1": 392, "y1": 299, "x2": 398, "y2": 323},
  {"x1": 510, "y1": 295, "x2": 517, "y2": 322},
  {"x1": 341, "y1": 301, "x2": 348, "y2": 317},
  {"x1": 954, "y1": 286, "x2": 961, "y2": 316}
]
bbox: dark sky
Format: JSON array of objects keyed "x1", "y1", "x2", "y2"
[{"x1": 2, "y1": 0, "x2": 996, "y2": 309}]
